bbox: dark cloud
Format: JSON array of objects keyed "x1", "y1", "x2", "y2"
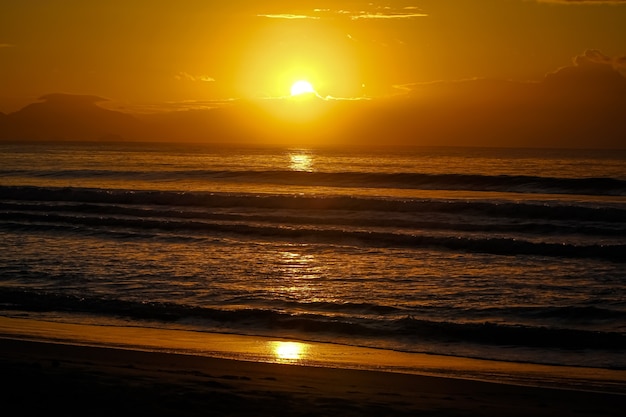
[
  {"x1": 350, "y1": 50, "x2": 626, "y2": 148},
  {"x1": 545, "y1": 50, "x2": 626, "y2": 88}
]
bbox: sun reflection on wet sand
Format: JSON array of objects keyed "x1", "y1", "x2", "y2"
[{"x1": 269, "y1": 341, "x2": 310, "y2": 363}]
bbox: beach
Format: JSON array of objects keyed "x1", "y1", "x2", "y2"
[
  {"x1": 2, "y1": 337, "x2": 625, "y2": 417},
  {"x1": 1, "y1": 317, "x2": 625, "y2": 416}
]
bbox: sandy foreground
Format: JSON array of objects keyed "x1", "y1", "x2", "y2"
[{"x1": 1, "y1": 317, "x2": 624, "y2": 416}]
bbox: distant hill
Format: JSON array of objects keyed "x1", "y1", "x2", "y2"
[{"x1": 0, "y1": 94, "x2": 145, "y2": 142}]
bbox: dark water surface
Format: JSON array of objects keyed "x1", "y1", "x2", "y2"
[{"x1": 1, "y1": 143, "x2": 625, "y2": 369}]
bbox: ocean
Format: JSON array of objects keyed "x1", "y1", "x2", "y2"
[{"x1": 1, "y1": 142, "x2": 625, "y2": 370}]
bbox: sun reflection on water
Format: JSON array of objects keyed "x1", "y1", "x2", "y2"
[
  {"x1": 289, "y1": 151, "x2": 314, "y2": 172},
  {"x1": 269, "y1": 341, "x2": 309, "y2": 362},
  {"x1": 273, "y1": 250, "x2": 325, "y2": 301}
]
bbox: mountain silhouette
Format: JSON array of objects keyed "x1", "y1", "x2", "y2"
[{"x1": 0, "y1": 94, "x2": 144, "y2": 141}]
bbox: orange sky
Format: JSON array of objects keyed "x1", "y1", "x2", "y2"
[{"x1": 1, "y1": 1, "x2": 626, "y2": 148}]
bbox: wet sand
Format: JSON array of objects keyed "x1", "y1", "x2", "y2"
[{"x1": 0, "y1": 317, "x2": 625, "y2": 416}]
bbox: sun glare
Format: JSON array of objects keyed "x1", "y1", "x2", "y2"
[
  {"x1": 289, "y1": 152, "x2": 314, "y2": 172},
  {"x1": 290, "y1": 80, "x2": 316, "y2": 97},
  {"x1": 270, "y1": 341, "x2": 308, "y2": 362}
]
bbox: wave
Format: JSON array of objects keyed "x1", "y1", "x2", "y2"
[
  {"x1": 3, "y1": 186, "x2": 626, "y2": 222},
  {"x1": 2, "y1": 200, "x2": 624, "y2": 237},
  {"x1": 2, "y1": 215, "x2": 625, "y2": 261},
  {"x1": 2, "y1": 289, "x2": 624, "y2": 352},
  {"x1": 1, "y1": 186, "x2": 625, "y2": 261},
  {"x1": 3, "y1": 169, "x2": 626, "y2": 196}
]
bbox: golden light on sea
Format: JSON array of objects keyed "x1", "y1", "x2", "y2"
[
  {"x1": 270, "y1": 341, "x2": 309, "y2": 362},
  {"x1": 289, "y1": 151, "x2": 314, "y2": 172}
]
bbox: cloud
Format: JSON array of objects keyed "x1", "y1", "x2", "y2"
[
  {"x1": 258, "y1": 4, "x2": 427, "y2": 20},
  {"x1": 546, "y1": 49, "x2": 626, "y2": 85},
  {"x1": 38, "y1": 93, "x2": 110, "y2": 104},
  {"x1": 397, "y1": 50, "x2": 626, "y2": 98},
  {"x1": 348, "y1": 6, "x2": 428, "y2": 20},
  {"x1": 615, "y1": 55, "x2": 626, "y2": 72},
  {"x1": 534, "y1": 0, "x2": 626, "y2": 3},
  {"x1": 371, "y1": 50, "x2": 626, "y2": 149},
  {"x1": 175, "y1": 72, "x2": 215, "y2": 82},
  {"x1": 257, "y1": 14, "x2": 320, "y2": 19},
  {"x1": 116, "y1": 99, "x2": 233, "y2": 115}
]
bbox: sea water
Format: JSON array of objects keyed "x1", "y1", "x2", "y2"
[{"x1": 0, "y1": 142, "x2": 624, "y2": 369}]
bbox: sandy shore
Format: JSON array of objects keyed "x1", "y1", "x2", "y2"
[
  {"x1": 1, "y1": 317, "x2": 625, "y2": 416},
  {"x1": 0, "y1": 334, "x2": 624, "y2": 417}
]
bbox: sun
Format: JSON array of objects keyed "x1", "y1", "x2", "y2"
[{"x1": 290, "y1": 80, "x2": 316, "y2": 97}]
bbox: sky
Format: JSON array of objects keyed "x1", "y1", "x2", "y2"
[{"x1": 1, "y1": 1, "x2": 626, "y2": 148}]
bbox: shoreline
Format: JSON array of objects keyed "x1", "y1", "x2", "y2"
[
  {"x1": 2, "y1": 336, "x2": 625, "y2": 416},
  {"x1": 1, "y1": 316, "x2": 625, "y2": 394}
]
